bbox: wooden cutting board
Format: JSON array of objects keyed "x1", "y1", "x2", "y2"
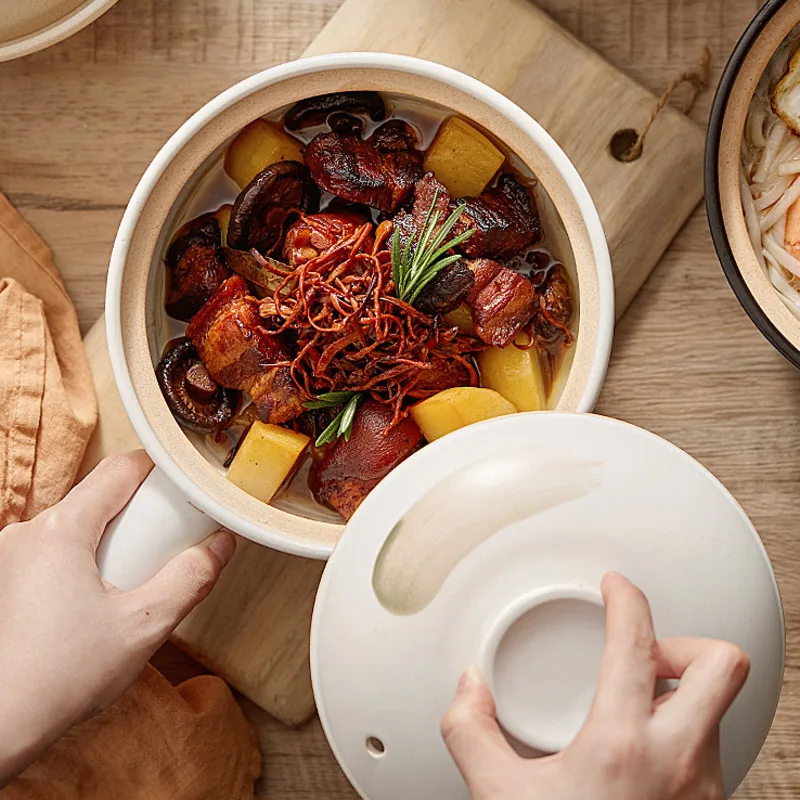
[{"x1": 80, "y1": 0, "x2": 704, "y2": 726}]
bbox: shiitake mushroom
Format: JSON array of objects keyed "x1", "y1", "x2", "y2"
[
  {"x1": 157, "y1": 337, "x2": 239, "y2": 434},
  {"x1": 532, "y1": 264, "x2": 573, "y2": 343},
  {"x1": 227, "y1": 161, "x2": 320, "y2": 254},
  {"x1": 284, "y1": 91, "x2": 387, "y2": 131},
  {"x1": 165, "y1": 213, "x2": 230, "y2": 321},
  {"x1": 368, "y1": 119, "x2": 420, "y2": 152},
  {"x1": 327, "y1": 112, "x2": 365, "y2": 137},
  {"x1": 413, "y1": 259, "x2": 475, "y2": 316},
  {"x1": 166, "y1": 213, "x2": 220, "y2": 266}
]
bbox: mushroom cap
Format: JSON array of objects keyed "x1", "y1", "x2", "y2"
[
  {"x1": 284, "y1": 91, "x2": 386, "y2": 131},
  {"x1": 156, "y1": 337, "x2": 239, "y2": 434},
  {"x1": 227, "y1": 160, "x2": 320, "y2": 254}
]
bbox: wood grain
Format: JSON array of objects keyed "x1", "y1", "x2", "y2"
[{"x1": 1, "y1": 0, "x2": 796, "y2": 798}]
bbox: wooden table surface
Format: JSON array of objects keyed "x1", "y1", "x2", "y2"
[{"x1": 1, "y1": 0, "x2": 797, "y2": 797}]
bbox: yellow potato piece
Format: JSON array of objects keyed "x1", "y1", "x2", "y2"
[
  {"x1": 215, "y1": 203, "x2": 233, "y2": 246},
  {"x1": 226, "y1": 421, "x2": 310, "y2": 504},
  {"x1": 423, "y1": 116, "x2": 505, "y2": 197},
  {"x1": 444, "y1": 303, "x2": 475, "y2": 335},
  {"x1": 477, "y1": 338, "x2": 546, "y2": 412},
  {"x1": 410, "y1": 387, "x2": 516, "y2": 442},
  {"x1": 224, "y1": 119, "x2": 305, "y2": 189}
]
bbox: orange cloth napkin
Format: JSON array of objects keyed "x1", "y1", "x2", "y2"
[
  {"x1": 0, "y1": 192, "x2": 97, "y2": 523},
  {"x1": 0, "y1": 193, "x2": 261, "y2": 798},
  {"x1": 2, "y1": 668, "x2": 261, "y2": 800}
]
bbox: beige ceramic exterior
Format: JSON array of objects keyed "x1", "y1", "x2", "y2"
[
  {"x1": 0, "y1": 0, "x2": 119, "y2": 62},
  {"x1": 718, "y1": 0, "x2": 800, "y2": 351},
  {"x1": 107, "y1": 54, "x2": 613, "y2": 559}
]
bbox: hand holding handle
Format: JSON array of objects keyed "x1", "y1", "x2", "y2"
[{"x1": 97, "y1": 466, "x2": 219, "y2": 590}]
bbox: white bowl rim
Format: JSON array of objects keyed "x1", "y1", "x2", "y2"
[
  {"x1": 106, "y1": 51, "x2": 615, "y2": 560},
  {"x1": 0, "y1": 0, "x2": 120, "y2": 62}
]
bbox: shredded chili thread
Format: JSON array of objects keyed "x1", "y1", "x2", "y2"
[{"x1": 257, "y1": 215, "x2": 484, "y2": 428}]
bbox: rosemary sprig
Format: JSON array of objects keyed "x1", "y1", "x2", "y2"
[
  {"x1": 303, "y1": 193, "x2": 475, "y2": 447},
  {"x1": 391, "y1": 189, "x2": 475, "y2": 304},
  {"x1": 304, "y1": 391, "x2": 363, "y2": 446}
]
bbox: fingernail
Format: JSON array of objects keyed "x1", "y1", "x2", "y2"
[
  {"x1": 208, "y1": 530, "x2": 236, "y2": 565},
  {"x1": 458, "y1": 665, "x2": 481, "y2": 691}
]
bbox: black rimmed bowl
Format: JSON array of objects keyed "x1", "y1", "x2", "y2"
[{"x1": 707, "y1": 0, "x2": 800, "y2": 367}]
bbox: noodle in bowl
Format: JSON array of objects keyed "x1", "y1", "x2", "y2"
[
  {"x1": 740, "y1": 25, "x2": 800, "y2": 318},
  {"x1": 708, "y1": 0, "x2": 800, "y2": 366}
]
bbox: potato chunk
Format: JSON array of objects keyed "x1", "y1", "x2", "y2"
[
  {"x1": 477, "y1": 338, "x2": 546, "y2": 412},
  {"x1": 410, "y1": 387, "x2": 516, "y2": 442},
  {"x1": 444, "y1": 303, "x2": 475, "y2": 335},
  {"x1": 214, "y1": 204, "x2": 233, "y2": 245},
  {"x1": 224, "y1": 120, "x2": 305, "y2": 189},
  {"x1": 226, "y1": 421, "x2": 309, "y2": 504},
  {"x1": 423, "y1": 116, "x2": 505, "y2": 197}
]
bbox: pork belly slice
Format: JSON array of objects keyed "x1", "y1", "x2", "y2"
[
  {"x1": 186, "y1": 275, "x2": 304, "y2": 424},
  {"x1": 397, "y1": 171, "x2": 540, "y2": 264},
  {"x1": 453, "y1": 173, "x2": 541, "y2": 261},
  {"x1": 282, "y1": 211, "x2": 370, "y2": 267},
  {"x1": 305, "y1": 124, "x2": 423, "y2": 213},
  {"x1": 311, "y1": 400, "x2": 423, "y2": 520},
  {"x1": 467, "y1": 259, "x2": 538, "y2": 347}
]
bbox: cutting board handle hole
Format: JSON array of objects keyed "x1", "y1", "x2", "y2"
[
  {"x1": 366, "y1": 736, "x2": 386, "y2": 757},
  {"x1": 610, "y1": 128, "x2": 642, "y2": 162}
]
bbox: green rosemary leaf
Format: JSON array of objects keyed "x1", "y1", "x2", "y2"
[
  {"x1": 397, "y1": 225, "x2": 416, "y2": 297},
  {"x1": 406, "y1": 254, "x2": 465, "y2": 304},
  {"x1": 338, "y1": 393, "x2": 362, "y2": 441},
  {"x1": 303, "y1": 390, "x2": 356, "y2": 410},
  {"x1": 426, "y1": 203, "x2": 466, "y2": 253},
  {"x1": 310, "y1": 390, "x2": 363, "y2": 446},
  {"x1": 413, "y1": 209, "x2": 441, "y2": 272},
  {"x1": 426, "y1": 228, "x2": 475, "y2": 264},
  {"x1": 315, "y1": 410, "x2": 345, "y2": 446},
  {"x1": 317, "y1": 390, "x2": 356, "y2": 403},
  {"x1": 389, "y1": 188, "x2": 476, "y2": 307},
  {"x1": 419, "y1": 187, "x2": 440, "y2": 234},
  {"x1": 303, "y1": 400, "x2": 337, "y2": 410},
  {"x1": 391, "y1": 226, "x2": 402, "y2": 290}
]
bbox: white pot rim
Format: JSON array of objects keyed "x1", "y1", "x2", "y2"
[
  {"x1": 0, "y1": 0, "x2": 119, "y2": 62},
  {"x1": 106, "y1": 52, "x2": 615, "y2": 560}
]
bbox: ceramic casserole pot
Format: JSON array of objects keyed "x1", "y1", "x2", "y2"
[
  {"x1": 99, "y1": 52, "x2": 615, "y2": 587},
  {"x1": 707, "y1": 0, "x2": 800, "y2": 366},
  {"x1": 0, "y1": 0, "x2": 120, "y2": 62}
]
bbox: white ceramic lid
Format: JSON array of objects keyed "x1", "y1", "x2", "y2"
[{"x1": 310, "y1": 413, "x2": 784, "y2": 799}]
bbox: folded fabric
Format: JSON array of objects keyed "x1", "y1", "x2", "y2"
[
  {"x1": 1, "y1": 667, "x2": 262, "y2": 800},
  {"x1": 0, "y1": 192, "x2": 261, "y2": 798},
  {"x1": 0, "y1": 192, "x2": 97, "y2": 525}
]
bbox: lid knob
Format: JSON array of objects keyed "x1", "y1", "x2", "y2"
[{"x1": 481, "y1": 584, "x2": 606, "y2": 753}]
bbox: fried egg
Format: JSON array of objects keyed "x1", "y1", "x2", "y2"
[{"x1": 772, "y1": 49, "x2": 800, "y2": 136}]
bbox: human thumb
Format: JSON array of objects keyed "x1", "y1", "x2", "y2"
[
  {"x1": 441, "y1": 666, "x2": 518, "y2": 793},
  {"x1": 127, "y1": 529, "x2": 236, "y2": 632}
]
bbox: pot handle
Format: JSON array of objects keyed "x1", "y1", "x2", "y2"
[{"x1": 97, "y1": 466, "x2": 219, "y2": 590}]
